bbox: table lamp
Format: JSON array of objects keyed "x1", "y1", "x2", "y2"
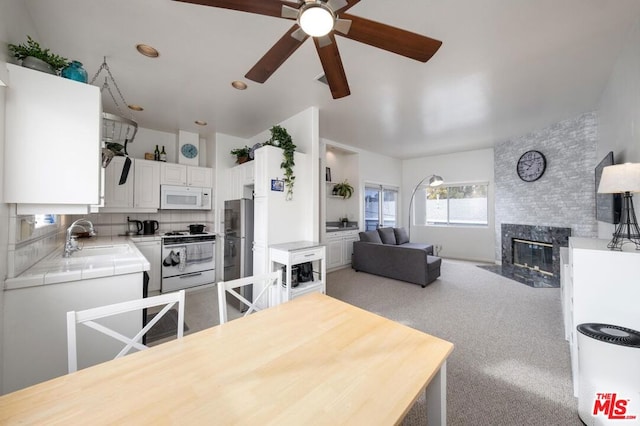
[{"x1": 597, "y1": 162, "x2": 640, "y2": 250}]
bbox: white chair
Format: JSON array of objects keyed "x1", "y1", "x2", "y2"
[
  {"x1": 217, "y1": 271, "x2": 282, "y2": 324},
  {"x1": 66, "y1": 290, "x2": 185, "y2": 373}
]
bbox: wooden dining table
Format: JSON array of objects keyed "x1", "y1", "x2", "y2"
[{"x1": 0, "y1": 292, "x2": 453, "y2": 425}]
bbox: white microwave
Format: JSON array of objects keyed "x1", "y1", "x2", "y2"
[{"x1": 160, "y1": 185, "x2": 212, "y2": 210}]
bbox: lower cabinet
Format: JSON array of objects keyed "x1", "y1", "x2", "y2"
[
  {"x1": 134, "y1": 240, "x2": 161, "y2": 294},
  {"x1": 326, "y1": 230, "x2": 359, "y2": 270}
]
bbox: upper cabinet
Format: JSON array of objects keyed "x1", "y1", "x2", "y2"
[
  {"x1": 4, "y1": 64, "x2": 102, "y2": 214},
  {"x1": 101, "y1": 158, "x2": 159, "y2": 212},
  {"x1": 187, "y1": 166, "x2": 212, "y2": 187},
  {"x1": 160, "y1": 163, "x2": 212, "y2": 187},
  {"x1": 103, "y1": 156, "x2": 134, "y2": 209}
]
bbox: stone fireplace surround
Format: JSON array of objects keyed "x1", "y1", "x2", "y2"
[{"x1": 480, "y1": 223, "x2": 571, "y2": 288}]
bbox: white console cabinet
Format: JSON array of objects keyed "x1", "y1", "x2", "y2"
[
  {"x1": 563, "y1": 237, "x2": 640, "y2": 396},
  {"x1": 269, "y1": 242, "x2": 326, "y2": 304},
  {"x1": 326, "y1": 230, "x2": 359, "y2": 270}
]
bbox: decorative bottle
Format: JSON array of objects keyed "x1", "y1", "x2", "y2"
[
  {"x1": 154, "y1": 145, "x2": 160, "y2": 161},
  {"x1": 160, "y1": 146, "x2": 167, "y2": 162},
  {"x1": 61, "y1": 60, "x2": 88, "y2": 83}
]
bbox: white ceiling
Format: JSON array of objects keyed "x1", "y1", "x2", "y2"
[{"x1": 22, "y1": 0, "x2": 640, "y2": 159}]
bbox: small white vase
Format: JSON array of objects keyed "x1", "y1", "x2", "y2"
[{"x1": 21, "y1": 56, "x2": 55, "y2": 75}]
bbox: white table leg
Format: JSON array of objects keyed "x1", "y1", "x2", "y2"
[{"x1": 425, "y1": 360, "x2": 447, "y2": 426}]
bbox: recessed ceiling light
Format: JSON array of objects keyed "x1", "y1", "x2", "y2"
[
  {"x1": 128, "y1": 104, "x2": 144, "y2": 111},
  {"x1": 231, "y1": 80, "x2": 248, "y2": 90},
  {"x1": 195, "y1": 120, "x2": 207, "y2": 126},
  {"x1": 136, "y1": 44, "x2": 159, "y2": 58}
]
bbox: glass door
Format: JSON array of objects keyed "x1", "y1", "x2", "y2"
[{"x1": 364, "y1": 184, "x2": 398, "y2": 230}]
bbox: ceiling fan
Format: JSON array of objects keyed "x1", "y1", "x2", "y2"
[{"x1": 174, "y1": 0, "x2": 442, "y2": 99}]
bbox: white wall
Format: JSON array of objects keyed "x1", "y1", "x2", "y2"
[
  {"x1": 0, "y1": 0, "x2": 40, "y2": 395},
  {"x1": 403, "y1": 148, "x2": 495, "y2": 262},
  {"x1": 125, "y1": 127, "x2": 177, "y2": 163},
  {"x1": 597, "y1": 16, "x2": 640, "y2": 239}
]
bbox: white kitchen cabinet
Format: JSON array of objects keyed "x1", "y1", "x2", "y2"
[
  {"x1": 160, "y1": 163, "x2": 212, "y2": 187},
  {"x1": 103, "y1": 157, "x2": 134, "y2": 209},
  {"x1": 2, "y1": 272, "x2": 142, "y2": 394},
  {"x1": 225, "y1": 162, "x2": 255, "y2": 201},
  {"x1": 269, "y1": 242, "x2": 326, "y2": 304},
  {"x1": 101, "y1": 158, "x2": 159, "y2": 212},
  {"x1": 326, "y1": 235, "x2": 343, "y2": 269},
  {"x1": 134, "y1": 159, "x2": 160, "y2": 209},
  {"x1": 187, "y1": 166, "x2": 212, "y2": 187},
  {"x1": 134, "y1": 240, "x2": 161, "y2": 294},
  {"x1": 4, "y1": 64, "x2": 101, "y2": 214},
  {"x1": 326, "y1": 230, "x2": 359, "y2": 270},
  {"x1": 160, "y1": 163, "x2": 187, "y2": 186}
]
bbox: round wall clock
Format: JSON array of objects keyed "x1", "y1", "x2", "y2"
[
  {"x1": 517, "y1": 150, "x2": 547, "y2": 182},
  {"x1": 181, "y1": 143, "x2": 198, "y2": 159}
]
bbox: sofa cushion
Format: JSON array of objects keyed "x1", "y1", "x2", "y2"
[
  {"x1": 359, "y1": 230, "x2": 382, "y2": 244},
  {"x1": 377, "y1": 227, "x2": 397, "y2": 245},
  {"x1": 393, "y1": 227, "x2": 410, "y2": 245}
]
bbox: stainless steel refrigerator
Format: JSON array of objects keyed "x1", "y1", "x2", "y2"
[{"x1": 223, "y1": 199, "x2": 254, "y2": 311}]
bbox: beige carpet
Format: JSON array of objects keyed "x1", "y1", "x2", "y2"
[{"x1": 326, "y1": 259, "x2": 582, "y2": 426}]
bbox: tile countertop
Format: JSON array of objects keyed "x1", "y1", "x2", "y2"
[
  {"x1": 4, "y1": 237, "x2": 150, "y2": 291},
  {"x1": 326, "y1": 226, "x2": 359, "y2": 232}
]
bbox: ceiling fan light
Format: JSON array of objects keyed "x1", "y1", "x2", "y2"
[{"x1": 299, "y1": 5, "x2": 334, "y2": 37}]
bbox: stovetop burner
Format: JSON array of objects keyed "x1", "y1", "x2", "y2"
[{"x1": 163, "y1": 231, "x2": 213, "y2": 237}]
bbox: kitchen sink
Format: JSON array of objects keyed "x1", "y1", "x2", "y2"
[{"x1": 73, "y1": 244, "x2": 133, "y2": 257}]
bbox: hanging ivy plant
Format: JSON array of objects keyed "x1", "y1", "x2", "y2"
[{"x1": 266, "y1": 125, "x2": 296, "y2": 200}]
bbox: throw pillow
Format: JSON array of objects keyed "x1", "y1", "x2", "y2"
[
  {"x1": 393, "y1": 227, "x2": 410, "y2": 245},
  {"x1": 359, "y1": 230, "x2": 382, "y2": 243},
  {"x1": 377, "y1": 227, "x2": 397, "y2": 245}
]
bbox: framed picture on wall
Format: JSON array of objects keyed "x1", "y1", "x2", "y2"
[
  {"x1": 326, "y1": 167, "x2": 332, "y2": 182},
  {"x1": 271, "y1": 179, "x2": 284, "y2": 192}
]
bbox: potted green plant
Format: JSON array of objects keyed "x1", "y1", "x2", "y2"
[
  {"x1": 265, "y1": 125, "x2": 296, "y2": 200},
  {"x1": 8, "y1": 35, "x2": 68, "y2": 75},
  {"x1": 230, "y1": 146, "x2": 251, "y2": 164},
  {"x1": 339, "y1": 216, "x2": 349, "y2": 227},
  {"x1": 333, "y1": 180, "x2": 354, "y2": 199}
]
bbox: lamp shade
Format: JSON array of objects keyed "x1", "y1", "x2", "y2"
[
  {"x1": 429, "y1": 175, "x2": 444, "y2": 187},
  {"x1": 597, "y1": 163, "x2": 640, "y2": 194}
]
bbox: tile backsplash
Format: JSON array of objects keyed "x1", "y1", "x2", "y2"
[{"x1": 7, "y1": 210, "x2": 215, "y2": 279}]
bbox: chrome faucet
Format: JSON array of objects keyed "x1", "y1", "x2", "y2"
[{"x1": 63, "y1": 219, "x2": 96, "y2": 258}]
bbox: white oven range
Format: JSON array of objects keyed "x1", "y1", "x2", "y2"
[{"x1": 161, "y1": 233, "x2": 216, "y2": 293}]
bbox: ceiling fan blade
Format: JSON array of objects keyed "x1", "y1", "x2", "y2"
[
  {"x1": 326, "y1": 0, "x2": 348, "y2": 11},
  {"x1": 333, "y1": 18, "x2": 352, "y2": 35},
  {"x1": 245, "y1": 25, "x2": 308, "y2": 83},
  {"x1": 173, "y1": 0, "x2": 290, "y2": 18},
  {"x1": 335, "y1": 0, "x2": 360, "y2": 13},
  {"x1": 314, "y1": 34, "x2": 350, "y2": 99},
  {"x1": 281, "y1": 4, "x2": 299, "y2": 19},
  {"x1": 317, "y1": 35, "x2": 332, "y2": 48},
  {"x1": 338, "y1": 13, "x2": 442, "y2": 62},
  {"x1": 291, "y1": 27, "x2": 307, "y2": 42}
]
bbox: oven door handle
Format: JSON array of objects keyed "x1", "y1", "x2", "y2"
[{"x1": 178, "y1": 272, "x2": 203, "y2": 279}]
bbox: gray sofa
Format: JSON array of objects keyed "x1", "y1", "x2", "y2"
[{"x1": 352, "y1": 227, "x2": 441, "y2": 287}]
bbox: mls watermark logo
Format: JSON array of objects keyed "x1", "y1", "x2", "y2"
[{"x1": 592, "y1": 393, "x2": 637, "y2": 421}]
